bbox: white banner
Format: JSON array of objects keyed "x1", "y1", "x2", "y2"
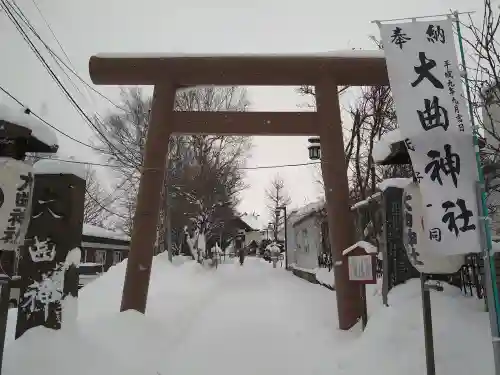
[
  {"x1": 0, "y1": 158, "x2": 34, "y2": 251},
  {"x1": 380, "y1": 19, "x2": 481, "y2": 255},
  {"x1": 403, "y1": 182, "x2": 464, "y2": 274}
]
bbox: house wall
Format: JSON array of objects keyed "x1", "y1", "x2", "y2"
[
  {"x1": 80, "y1": 236, "x2": 130, "y2": 271},
  {"x1": 291, "y1": 215, "x2": 322, "y2": 270},
  {"x1": 284, "y1": 218, "x2": 297, "y2": 264},
  {"x1": 82, "y1": 246, "x2": 128, "y2": 271}
]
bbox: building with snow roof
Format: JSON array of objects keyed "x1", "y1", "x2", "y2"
[
  {"x1": 229, "y1": 213, "x2": 265, "y2": 253},
  {"x1": 288, "y1": 200, "x2": 330, "y2": 272},
  {"x1": 80, "y1": 223, "x2": 130, "y2": 273}
]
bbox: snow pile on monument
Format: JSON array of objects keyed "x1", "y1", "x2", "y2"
[{"x1": 372, "y1": 128, "x2": 403, "y2": 163}]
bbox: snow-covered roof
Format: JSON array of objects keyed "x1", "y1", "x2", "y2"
[
  {"x1": 377, "y1": 178, "x2": 412, "y2": 192},
  {"x1": 0, "y1": 103, "x2": 58, "y2": 149},
  {"x1": 372, "y1": 129, "x2": 403, "y2": 163},
  {"x1": 34, "y1": 159, "x2": 86, "y2": 179},
  {"x1": 289, "y1": 200, "x2": 325, "y2": 226},
  {"x1": 342, "y1": 241, "x2": 377, "y2": 256},
  {"x1": 239, "y1": 214, "x2": 262, "y2": 231},
  {"x1": 96, "y1": 50, "x2": 384, "y2": 59},
  {"x1": 83, "y1": 224, "x2": 130, "y2": 241},
  {"x1": 351, "y1": 192, "x2": 382, "y2": 211}
]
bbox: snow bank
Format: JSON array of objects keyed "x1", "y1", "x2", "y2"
[
  {"x1": 351, "y1": 192, "x2": 381, "y2": 210},
  {"x1": 378, "y1": 177, "x2": 412, "y2": 191},
  {"x1": 4, "y1": 253, "x2": 219, "y2": 375},
  {"x1": 342, "y1": 240, "x2": 377, "y2": 255},
  {"x1": 336, "y1": 279, "x2": 493, "y2": 375},
  {"x1": 82, "y1": 223, "x2": 129, "y2": 241},
  {"x1": 290, "y1": 264, "x2": 335, "y2": 289},
  {"x1": 77, "y1": 252, "x2": 214, "y2": 321},
  {"x1": 315, "y1": 268, "x2": 335, "y2": 288},
  {"x1": 2, "y1": 255, "x2": 493, "y2": 375}
]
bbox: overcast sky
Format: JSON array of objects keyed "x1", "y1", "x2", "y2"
[{"x1": 0, "y1": 0, "x2": 482, "y2": 229}]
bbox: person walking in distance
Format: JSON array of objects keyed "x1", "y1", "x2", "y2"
[
  {"x1": 239, "y1": 246, "x2": 245, "y2": 266},
  {"x1": 236, "y1": 230, "x2": 246, "y2": 266},
  {"x1": 268, "y1": 242, "x2": 280, "y2": 269}
]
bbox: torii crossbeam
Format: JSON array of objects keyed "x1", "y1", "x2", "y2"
[{"x1": 89, "y1": 51, "x2": 389, "y2": 330}]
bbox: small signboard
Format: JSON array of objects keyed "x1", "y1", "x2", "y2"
[{"x1": 347, "y1": 254, "x2": 377, "y2": 284}]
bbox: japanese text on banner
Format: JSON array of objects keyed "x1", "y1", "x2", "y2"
[
  {"x1": 0, "y1": 158, "x2": 34, "y2": 251},
  {"x1": 379, "y1": 19, "x2": 481, "y2": 256}
]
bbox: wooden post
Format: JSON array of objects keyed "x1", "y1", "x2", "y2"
[
  {"x1": 344, "y1": 245, "x2": 377, "y2": 330},
  {"x1": 88, "y1": 53, "x2": 390, "y2": 330},
  {"x1": 120, "y1": 84, "x2": 175, "y2": 313},
  {"x1": 316, "y1": 78, "x2": 362, "y2": 330},
  {"x1": 15, "y1": 162, "x2": 85, "y2": 338}
]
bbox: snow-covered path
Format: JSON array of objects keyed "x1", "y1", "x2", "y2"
[
  {"x1": 3, "y1": 254, "x2": 494, "y2": 375},
  {"x1": 160, "y1": 258, "x2": 352, "y2": 375}
]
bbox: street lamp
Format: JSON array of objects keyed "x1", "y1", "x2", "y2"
[
  {"x1": 275, "y1": 206, "x2": 288, "y2": 270},
  {"x1": 308, "y1": 137, "x2": 321, "y2": 160}
]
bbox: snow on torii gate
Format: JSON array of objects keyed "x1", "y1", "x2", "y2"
[{"x1": 88, "y1": 51, "x2": 389, "y2": 330}]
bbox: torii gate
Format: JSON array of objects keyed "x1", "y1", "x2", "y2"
[{"x1": 88, "y1": 52, "x2": 389, "y2": 330}]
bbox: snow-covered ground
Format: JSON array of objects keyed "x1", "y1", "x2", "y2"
[
  {"x1": 2, "y1": 253, "x2": 494, "y2": 375},
  {"x1": 290, "y1": 263, "x2": 335, "y2": 288}
]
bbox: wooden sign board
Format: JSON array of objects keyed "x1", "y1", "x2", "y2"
[{"x1": 347, "y1": 254, "x2": 377, "y2": 284}]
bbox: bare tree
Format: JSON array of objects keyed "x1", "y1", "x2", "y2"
[
  {"x1": 83, "y1": 166, "x2": 115, "y2": 226},
  {"x1": 460, "y1": 0, "x2": 500, "y2": 224},
  {"x1": 265, "y1": 174, "x2": 292, "y2": 240},
  {"x1": 301, "y1": 41, "x2": 421, "y2": 209},
  {"x1": 95, "y1": 87, "x2": 252, "y2": 251},
  {"x1": 305, "y1": 84, "x2": 402, "y2": 202}
]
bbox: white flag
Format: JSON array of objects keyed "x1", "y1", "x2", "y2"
[{"x1": 379, "y1": 19, "x2": 481, "y2": 255}]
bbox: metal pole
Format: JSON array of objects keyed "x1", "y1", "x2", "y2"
[
  {"x1": 380, "y1": 192, "x2": 390, "y2": 306},
  {"x1": 456, "y1": 12, "x2": 500, "y2": 372},
  {"x1": 274, "y1": 210, "x2": 278, "y2": 242},
  {"x1": 360, "y1": 284, "x2": 368, "y2": 330},
  {"x1": 421, "y1": 275, "x2": 436, "y2": 375},
  {"x1": 0, "y1": 255, "x2": 13, "y2": 375},
  {"x1": 477, "y1": 182, "x2": 500, "y2": 372},
  {"x1": 166, "y1": 185, "x2": 173, "y2": 262},
  {"x1": 284, "y1": 207, "x2": 288, "y2": 270}
]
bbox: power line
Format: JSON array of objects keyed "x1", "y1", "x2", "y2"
[
  {"x1": 1, "y1": 4, "x2": 321, "y2": 176},
  {"x1": 1, "y1": 0, "x2": 138, "y2": 168},
  {"x1": 11, "y1": 0, "x2": 127, "y2": 112},
  {"x1": 0, "y1": 84, "x2": 107, "y2": 152},
  {"x1": 29, "y1": 0, "x2": 73, "y2": 70},
  {"x1": 85, "y1": 186, "x2": 128, "y2": 220},
  {"x1": 8, "y1": 0, "x2": 86, "y2": 101},
  {"x1": 36, "y1": 155, "x2": 321, "y2": 171}
]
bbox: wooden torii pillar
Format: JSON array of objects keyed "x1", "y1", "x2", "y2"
[{"x1": 88, "y1": 52, "x2": 389, "y2": 330}]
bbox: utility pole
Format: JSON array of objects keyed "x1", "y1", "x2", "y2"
[{"x1": 166, "y1": 185, "x2": 173, "y2": 262}]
